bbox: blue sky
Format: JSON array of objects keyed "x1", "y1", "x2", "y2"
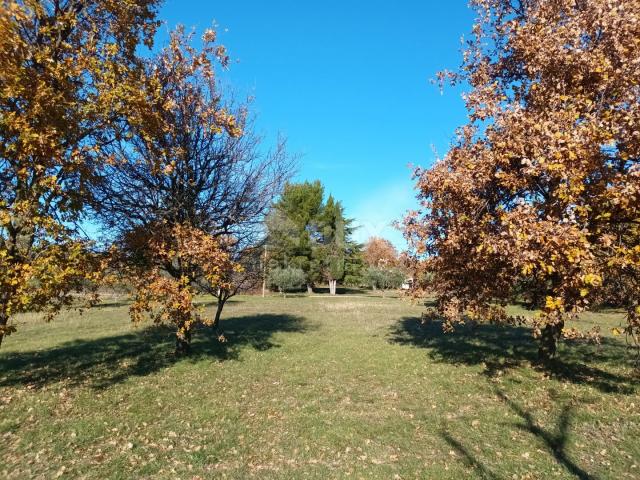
[{"x1": 158, "y1": 1, "x2": 475, "y2": 248}]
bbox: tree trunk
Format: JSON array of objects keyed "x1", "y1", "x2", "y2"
[
  {"x1": 0, "y1": 296, "x2": 12, "y2": 349},
  {"x1": 0, "y1": 311, "x2": 8, "y2": 349},
  {"x1": 329, "y1": 280, "x2": 337, "y2": 295},
  {"x1": 213, "y1": 301, "x2": 224, "y2": 328},
  {"x1": 175, "y1": 321, "x2": 192, "y2": 356},
  {"x1": 538, "y1": 320, "x2": 564, "y2": 363},
  {"x1": 212, "y1": 298, "x2": 226, "y2": 336},
  {"x1": 306, "y1": 283, "x2": 313, "y2": 295}
]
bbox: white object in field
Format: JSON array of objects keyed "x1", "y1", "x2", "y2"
[{"x1": 401, "y1": 278, "x2": 414, "y2": 290}]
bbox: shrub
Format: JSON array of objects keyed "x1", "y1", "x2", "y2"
[
  {"x1": 364, "y1": 267, "x2": 405, "y2": 295},
  {"x1": 268, "y1": 267, "x2": 306, "y2": 296}
]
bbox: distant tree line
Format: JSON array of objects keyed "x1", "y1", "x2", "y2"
[{"x1": 266, "y1": 189, "x2": 407, "y2": 296}]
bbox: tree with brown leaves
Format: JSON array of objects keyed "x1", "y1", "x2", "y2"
[
  {"x1": 405, "y1": 0, "x2": 640, "y2": 362},
  {"x1": 363, "y1": 237, "x2": 399, "y2": 268},
  {"x1": 0, "y1": 0, "x2": 161, "y2": 347},
  {"x1": 93, "y1": 28, "x2": 293, "y2": 354},
  {"x1": 116, "y1": 223, "x2": 239, "y2": 355}
]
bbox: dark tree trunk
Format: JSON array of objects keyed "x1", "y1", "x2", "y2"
[
  {"x1": 537, "y1": 320, "x2": 564, "y2": 363},
  {"x1": 0, "y1": 311, "x2": 8, "y2": 349},
  {"x1": 211, "y1": 292, "x2": 233, "y2": 343},
  {"x1": 175, "y1": 321, "x2": 192, "y2": 356},
  {"x1": 213, "y1": 298, "x2": 227, "y2": 333}
]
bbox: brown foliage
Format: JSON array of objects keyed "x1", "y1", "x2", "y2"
[
  {"x1": 405, "y1": 0, "x2": 640, "y2": 361},
  {"x1": 0, "y1": 0, "x2": 161, "y2": 345},
  {"x1": 363, "y1": 236, "x2": 399, "y2": 268},
  {"x1": 114, "y1": 223, "x2": 239, "y2": 355}
]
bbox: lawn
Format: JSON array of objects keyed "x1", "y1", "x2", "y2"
[{"x1": 0, "y1": 295, "x2": 638, "y2": 479}]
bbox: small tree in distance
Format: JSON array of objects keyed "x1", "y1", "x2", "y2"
[
  {"x1": 364, "y1": 267, "x2": 405, "y2": 297},
  {"x1": 364, "y1": 237, "x2": 399, "y2": 268},
  {"x1": 316, "y1": 195, "x2": 359, "y2": 295},
  {"x1": 268, "y1": 267, "x2": 306, "y2": 297}
]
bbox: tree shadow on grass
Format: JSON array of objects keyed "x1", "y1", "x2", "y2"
[
  {"x1": 494, "y1": 389, "x2": 595, "y2": 480},
  {"x1": 441, "y1": 431, "x2": 500, "y2": 480},
  {"x1": 441, "y1": 391, "x2": 596, "y2": 480},
  {"x1": 0, "y1": 314, "x2": 311, "y2": 390},
  {"x1": 388, "y1": 317, "x2": 636, "y2": 394}
]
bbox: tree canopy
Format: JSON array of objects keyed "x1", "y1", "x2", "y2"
[
  {"x1": 364, "y1": 237, "x2": 399, "y2": 268},
  {"x1": 92, "y1": 28, "x2": 292, "y2": 353},
  {"x1": 0, "y1": 0, "x2": 161, "y2": 345},
  {"x1": 404, "y1": 0, "x2": 640, "y2": 361}
]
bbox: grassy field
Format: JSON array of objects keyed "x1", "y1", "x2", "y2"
[{"x1": 0, "y1": 294, "x2": 638, "y2": 479}]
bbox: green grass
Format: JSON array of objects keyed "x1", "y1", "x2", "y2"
[{"x1": 0, "y1": 295, "x2": 638, "y2": 479}]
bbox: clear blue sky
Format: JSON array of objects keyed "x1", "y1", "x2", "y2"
[{"x1": 158, "y1": 1, "x2": 475, "y2": 248}]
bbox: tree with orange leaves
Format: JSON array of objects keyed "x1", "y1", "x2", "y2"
[
  {"x1": 93, "y1": 28, "x2": 293, "y2": 354},
  {"x1": 116, "y1": 223, "x2": 240, "y2": 355},
  {"x1": 363, "y1": 237, "x2": 399, "y2": 268},
  {"x1": 405, "y1": 0, "x2": 640, "y2": 362},
  {"x1": 0, "y1": 0, "x2": 161, "y2": 347}
]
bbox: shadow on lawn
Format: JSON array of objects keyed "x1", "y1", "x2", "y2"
[
  {"x1": 442, "y1": 390, "x2": 595, "y2": 480},
  {"x1": 441, "y1": 431, "x2": 500, "y2": 480},
  {"x1": 388, "y1": 317, "x2": 636, "y2": 395},
  {"x1": 0, "y1": 314, "x2": 309, "y2": 390}
]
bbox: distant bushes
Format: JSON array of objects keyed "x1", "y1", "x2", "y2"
[
  {"x1": 364, "y1": 267, "x2": 405, "y2": 295},
  {"x1": 268, "y1": 267, "x2": 306, "y2": 296}
]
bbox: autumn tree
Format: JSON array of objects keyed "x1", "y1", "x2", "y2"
[
  {"x1": 405, "y1": 0, "x2": 640, "y2": 362},
  {"x1": 364, "y1": 237, "x2": 399, "y2": 268},
  {"x1": 92, "y1": 28, "x2": 292, "y2": 354},
  {"x1": 116, "y1": 223, "x2": 239, "y2": 354},
  {"x1": 0, "y1": 0, "x2": 160, "y2": 346}
]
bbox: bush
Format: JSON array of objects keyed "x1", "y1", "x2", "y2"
[
  {"x1": 364, "y1": 267, "x2": 405, "y2": 294},
  {"x1": 268, "y1": 267, "x2": 306, "y2": 296}
]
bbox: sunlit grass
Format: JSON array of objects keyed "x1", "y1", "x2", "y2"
[{"x1": 0, "y1": 295, "x2": 638, "y2": 479}]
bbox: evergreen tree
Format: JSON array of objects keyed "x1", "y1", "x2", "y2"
[
  {"x1": 266, "y1": 181, "x2": 324, "y2": 293},
  {"x1": 315, "y1": 196, "x2": 362, "y2": 295},
  {"x1": 266, "y1": 182, "x2": 363, "y2": 295}
]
